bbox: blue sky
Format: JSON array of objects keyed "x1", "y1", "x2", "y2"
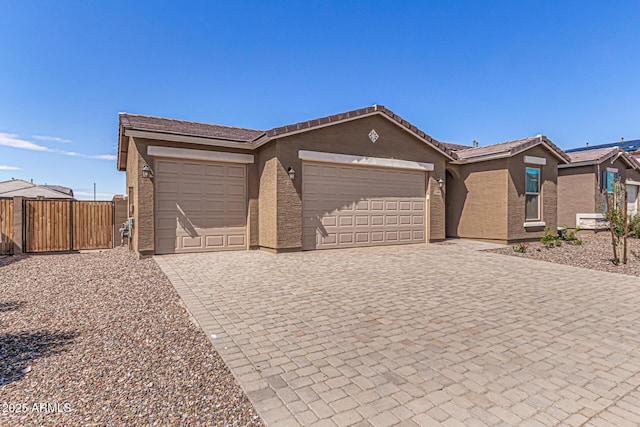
[{"x1": 1, "y1": 1, "x2": 638, "y2": 199}]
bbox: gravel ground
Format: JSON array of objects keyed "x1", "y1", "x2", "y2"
[
  {"x1": 488, "y1": 231, "x2": 640, "y2": 276},
  {"x1": 0, "y1": 247, "x2": 263, "y2": 427}
]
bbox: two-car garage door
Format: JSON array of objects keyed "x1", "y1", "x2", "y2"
[
  {"x1": 302, "y1": 162, "x2": 427, "y2": 250},
  {"x1": 155, "y1": 159, "x2": 247, "y2": 254}
]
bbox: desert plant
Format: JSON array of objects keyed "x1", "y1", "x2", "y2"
[
  {"x1": 602, "y1": 179, "x2": 628, "y2": 265},
  {"x1": 513, "y1": 243, "x2": 528, "y2": 253},
  {"x1": 629, "y1": 215, "x2": 640, "y2": 238},
  {"x1": 559, "y1": 226, "x2": 584, "y2": 245},
  {"x1": 540, "y1": 226, "x2": 562, "y2": 248}
]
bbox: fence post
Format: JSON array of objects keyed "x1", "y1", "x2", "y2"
[
  {"x1": 12, "y1": 196, "x2": 24, "y2": 254},
  {"x1": 69, "y1": 200, "x2": 74, "y2": 251}
]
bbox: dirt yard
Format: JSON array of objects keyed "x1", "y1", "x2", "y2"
[
  {"x1": 488, "y1": 231, "x2": 640, "y2": 277},
  {"x1": 0, "y1": 248, "x2": 263, "y2": 426}
]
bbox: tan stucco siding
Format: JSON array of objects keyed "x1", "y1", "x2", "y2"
[
  {"x1": 273, "y1": 115, "x2": 448, "y2": 248},
  {"x1": 448, "y1": 160, "x2": 509, "y2": 241},
  {"x1": 258, "y1": 144, "x2": 278, "y2": 249},
  {"x1": 558, "y1": 165, "x2": 597, "y2": 228},
  {"x1": 507, "y1": 146, "x2": 559, "y2": 241}
]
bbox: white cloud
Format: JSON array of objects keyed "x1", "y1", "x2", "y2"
[
  {"x1": 90, "y1": 154, "x2": 117, "y2": 161},
  {"x1": 0, "y1": 132, "x2": 115, "y2": 161},
  {"x1": 32, "y1": 135, "x2": 72, "y2": 143},
  {"x1": 0, "y1": 165, "x2": 20, "y2": 170},
  {"x1": 0, "y1": 132, "x2": 48, "y2": 151}
]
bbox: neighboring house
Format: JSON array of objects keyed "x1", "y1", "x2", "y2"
[
  {"x1": 444, "y1": 136, "x2": 570, "y2": 243},
  {"x1": 558, "y1": 147, "x2": 640, "y2": 228},
  {"x1": 0, "y1": 179, "x2": 74, "y2": 199},
  {"x1": 117, "y1": 105, "x2": 456, "y2": 257}
]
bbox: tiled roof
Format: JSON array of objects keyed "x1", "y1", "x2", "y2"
[
  {"x1": 566, "y1": 147, "x2": 620, "y2": 163},
  {"x1": 118, "y1": 105, "x2": 456, "y2": 160},
  {"x1": 440, "y1": 142, "x2": 473, "y2": 151},
  {"x1": 565, "y1": 147, "x2": 640, "y2": 170},
  {"x1": 119, "y1": 113, "x2": 264, "y2": 143},
  {"x1": 455, "y1": 136, "x2": 570, "y2": 163}
]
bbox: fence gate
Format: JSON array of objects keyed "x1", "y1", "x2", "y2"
[
  {"x1": 0, "y1": 198, "x2": 13, "y2": 255},
  {"x1": 24, "y1": 200, "x2": 113, "y2": 253}
]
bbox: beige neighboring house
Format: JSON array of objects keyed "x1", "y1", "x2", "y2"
[
  {"x1": 0, "y1": 179, "x2": 74, "y2": 199},
  {"x1": 117, "y1": 105, "x2": 457, "y2": 257},
  {"x1": 558, "y1": 147, "x2": 640, "y2": 229},
  {"x1": 443, "y1": 136, "x2": 571, "y2": 243}
]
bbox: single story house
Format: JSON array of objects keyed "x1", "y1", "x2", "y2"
[
  {"x1": 444, "y1": 136, "x2": 570, "y2": 243},
  {"x1": 117, "y1": 106, "x2": 576, "y2": 256},
  {"x1": 117, "y1": 105, "x2": 457, "y2": 257},
  {"x1": 558, "y1": 147, "x2": 640, "y2": 228},
  {"x1": 0, "y1": 179, "x2": 74, "y2": 199}
]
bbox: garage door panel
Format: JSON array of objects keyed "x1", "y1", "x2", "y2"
[
  {"x1": 303, "y1": 161, "x2": 426, "y2": 250},
  {"x1": 155, "y1": 159, "x2": 247, "y2": 254},
  {"x1": 182, "y1": 163, "x2": 203, "y2": 175},
  {"x1": 204, "y1": 164, "x2": 225, "y2": 176}
]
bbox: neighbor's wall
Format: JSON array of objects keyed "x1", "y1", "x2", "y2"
[
  {"x1": 273, "y1": 114, "x2": 448, "y2": 250},
  {"x1": 448, "y1": 159, "x2": 509, "y2": 242},
  {"x1": 557, "y1": 165, "x2": 597, "y2": 228},
  {"x1": 507, "y1": 146, "x2": 559, "y2": 241}
]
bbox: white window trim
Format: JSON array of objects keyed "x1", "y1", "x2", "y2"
[
  {"x1": 524, "y1": 156, "x2": 547, "y2": 165},
  {"x1": 147, "y1": 146, "x2": 254, "y2": 163},
  {"x1": 525, "y1": 166, "x2": 541, "y2": 222},
  {"x1": 298, "y1": 150, "x2": 434, "y2": 171},
  {"x1": 524, "y1": 221, "x2": 546, "y2": 228}
]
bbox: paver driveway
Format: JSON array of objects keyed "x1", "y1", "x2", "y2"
[{"x1": 155, "y1": 241, "x2": 640, "y2": 426}]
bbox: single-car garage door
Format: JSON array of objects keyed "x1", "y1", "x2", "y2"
[
  {"x1": 302, "y1": 162, "x2": 426, "y2": 250},
  {"x1": 155, "y1": 159, "x2": 247, "y2": 254}
]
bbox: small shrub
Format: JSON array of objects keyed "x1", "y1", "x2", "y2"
[
  {"x1": 540, "y1": 227, "x2": 562, "y2": 248},
  {"x1": 560, "y1": 227, "x2": 584, "y2": 245},
  {"x1": 513, "y1": 243, "x2": 528, "y2": 253},
  {"x1": 629, "y1": 215, "x2": 640, "y2": 238}
]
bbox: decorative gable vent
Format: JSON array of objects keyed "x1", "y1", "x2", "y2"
[{"x1": 368, "y1": 129, "x2": 379, "y2": 143}]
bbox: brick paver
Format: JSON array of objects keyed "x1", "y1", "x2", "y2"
[{"x1": 155, "y1": 240, "x2": 640, "y2": 426}]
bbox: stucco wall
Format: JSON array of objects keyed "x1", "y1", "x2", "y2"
[
  {"x1": 507, "y1": 146, "x2": 559, "y2": 241},
  {"x1": 557, "y1": 165, "x2": 597, "y2": 228},
  {"x1": 273, "y1": 114, "x2": 448, "y2": 248},
  {"x1": 447, "y1": 159, "x2": 509, "y2": 241},
  {"x1": 257, "y1": 143, "x2": 278, "y2": 249}
]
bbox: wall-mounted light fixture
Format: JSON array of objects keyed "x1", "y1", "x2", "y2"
[
  {"x1": 142, "y1": 164, "x2": 153, "y2": 179},
  {"x1": 437, "y1": 177, "x2": 444, "y2": 188},
  {"x1": 287, "y1": 166, "x2": 295, "y2": 180}
]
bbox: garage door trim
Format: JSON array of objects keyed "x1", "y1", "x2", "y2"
[
  {"x1": 148, "y1": 146, "x2": 254, "y2": 164},
  {"x1": 299, "y1": 150, "x2": 434, "y2": 172}
]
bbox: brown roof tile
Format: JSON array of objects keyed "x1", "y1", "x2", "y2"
[
  {"x1": 455, "y1": 136, "x2": 570, "y2": 163},
  {"x1": 566, "y1": 147, "x2": 620, "y2": 163},
  {"x1": 119, "y1": 113, "x2": 264, "y2": 142}
]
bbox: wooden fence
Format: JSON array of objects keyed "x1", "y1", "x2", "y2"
[
  {"x1": 0, "y1": 198, "x2": 13, "y2": 255},
  {"x1": 24, "y1": 200, "x2": 113, "y2": 253}
]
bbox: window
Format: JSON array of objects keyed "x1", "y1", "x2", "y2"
[
  {"x1": 604, "y1": 170, "x2": 618, "y2": 193},
  {"x1": 525, "y1": 167, "x2": 540, "y2": 221}
]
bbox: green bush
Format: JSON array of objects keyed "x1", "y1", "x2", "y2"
[
  {"x1": 541, "y1": 226, "x2": 562, "y2": 248},
  {"x1": 560, "y1": 226, "x2": 584, "y2": 245},
  {"x1": 629, "y1": 215, "x2": 640, "y2": 238},
  {"x1": 513, "y1": 243, "x2": 528, "y2": 253}
]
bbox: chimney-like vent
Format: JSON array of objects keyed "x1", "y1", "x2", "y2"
[
  {"x1": 472, "y1": 140, "x2": 478, "y2": 148},
  {"x1": 586, "y1": 142, "x2": 590, "y2": 148}
]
